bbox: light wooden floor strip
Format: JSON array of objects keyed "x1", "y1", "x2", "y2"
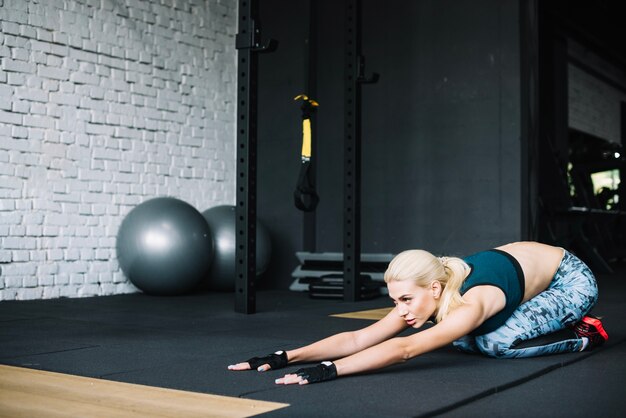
[
  {"x1": 0, "y1": 365, "x2": 288, "y2": 418},
  {"x1": 331, "y1": 307, "x2": 393, "y2": 320}
]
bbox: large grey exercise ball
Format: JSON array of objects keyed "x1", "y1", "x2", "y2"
[
  {"x1": 201, "y1": 205, "x2": 272, "y2": 291},
  {"x1": 116, "y1": 197, "x2": 213, "y2": 295}
]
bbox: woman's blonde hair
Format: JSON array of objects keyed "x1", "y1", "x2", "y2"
[{"x1": 384, "y1": 250, "x2": 470, "y2": 323}]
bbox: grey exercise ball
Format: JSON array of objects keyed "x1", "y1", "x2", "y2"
[
  {"x1": 116, "y1": 197, "x2": 213, "y2": 295},
  {"x1": 201, "y1": 205, "x2": 272, "y2": 291}
]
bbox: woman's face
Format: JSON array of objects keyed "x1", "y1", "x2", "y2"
[{"x1": 387, "y1": 279, "x2": 440, "y2": 328}]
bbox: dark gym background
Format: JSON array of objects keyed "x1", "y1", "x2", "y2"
[
  {"x1": 254, "y1": 0, "x2": 626, "y2": 290},
  {"x1": 257, "y1": 0, "x2": 523, "y2": 290}
]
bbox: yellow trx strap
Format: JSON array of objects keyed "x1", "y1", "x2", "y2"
[
  {"x1": 294, "y1": 95, "x2": 319, "y2": 162},
  {"x1": 293, "y1": 94, "x2": 319, "y2": 212},
  {"x1": 301, "y1": 118, "x2": 312, "y2": 160}
]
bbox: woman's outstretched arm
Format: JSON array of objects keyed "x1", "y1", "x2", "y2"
[
  {"x1": 276, "y1": 287, "x2": 499, "y2": 384},
  {"x1": 337, "y1": 303, "x2": 483, "y2": 375},
  {"x1": 228, "y1": 307, "x2": 407, "y2": 371}
]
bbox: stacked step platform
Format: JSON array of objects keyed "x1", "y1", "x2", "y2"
[{"x1": 290, "y1": 252, "x2": 395, "y2": 299}]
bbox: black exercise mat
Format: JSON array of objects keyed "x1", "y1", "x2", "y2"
[
  {"x1": 0, "y1": 272, "x2": 624, "y2": 418},
  {"x1": 444, "y1": 341, "x2": 626, "y2": 418}
]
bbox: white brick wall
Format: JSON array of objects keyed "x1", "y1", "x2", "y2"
[
  {"x1": 0, "y1": 0, "x2": 237, "y2": 300},
  {"x1": 569, "y1": 64, "x2": 626, "y2": 144},
  {"x1": 568, "y1": 41, "x2": 626, "y2": 144}
]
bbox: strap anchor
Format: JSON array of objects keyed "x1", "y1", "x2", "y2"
[
  {"x1": 236, "y1": 19, "x2": 277, "y2": 52},
  {"x1": 356, "y1": 55, "x2": 379, "y2": 84}
]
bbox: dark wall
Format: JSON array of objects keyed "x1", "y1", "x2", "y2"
[{"x1": 256, "y1": 0, "x2": 523, "y2": 289}]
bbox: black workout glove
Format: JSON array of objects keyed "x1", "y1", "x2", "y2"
[
  {"x1": 246, "y1": 350, "x2": 289, "y2": 371},
  {"x1": 294, "y1": 361, "x2": 337, "y2": 384}
]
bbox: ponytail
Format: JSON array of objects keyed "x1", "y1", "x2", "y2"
[{"x1": 434, "y1": 256, "x2": 470, "y2": 323}]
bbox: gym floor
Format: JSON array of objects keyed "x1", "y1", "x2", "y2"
[{"x1": 1, "y1": 267, "x2": 625, "y2": 417}]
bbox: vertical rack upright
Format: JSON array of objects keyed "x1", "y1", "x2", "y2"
[
  {"x1": 343, "y1": 0, "x2": 378, "y2": 301},
  {"x1": 235, "y1": 0, "x2": 275, "y2": 313},
  {"x1": 235, "y1": 0, "x2": 257, "y2": 314},
  {"x1": 343, "y1": 0, "x2": 362, "y2": 301}
]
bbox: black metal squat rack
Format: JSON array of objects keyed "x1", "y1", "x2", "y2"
[{"x1": 234, "y1": 0, "x2": 377, "y2": 313}]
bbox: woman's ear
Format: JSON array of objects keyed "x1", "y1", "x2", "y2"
[{"x1": 431, "y1": 281, "x2": 442, "y2": 299}]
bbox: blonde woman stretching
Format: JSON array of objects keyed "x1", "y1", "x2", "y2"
[{"x1": 228, "y1": 242, "x2": 608, "y2": 385}]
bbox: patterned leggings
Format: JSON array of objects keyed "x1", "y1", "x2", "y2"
[{"x1": 453, "y1": 250, "x2": 598, "y2": 358}]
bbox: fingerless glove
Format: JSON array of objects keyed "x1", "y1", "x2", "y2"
[
  {"x1": 295, "y1": 361, "x2": 337, "y2": 384},
  {"x1": 246, "y1": 350, "x2": 289, "y2": 370}
]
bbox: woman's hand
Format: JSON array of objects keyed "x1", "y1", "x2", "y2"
[
  {"x1": 228, "y1": 350, "x2": 288, "y2": 372},
  {"x1": 275, "y1": 373, "x2": 307, "y2": 385},
  {"x1": 227, "y1": 362, "x2": 254, "y2": 371},
  {"x1": 275, "y1": 362, "x2": 337, "y2": 385}
]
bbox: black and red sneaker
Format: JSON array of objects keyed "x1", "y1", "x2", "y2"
[{"x1": 573, "y1": 316, "x2": 609, "y2": 350}]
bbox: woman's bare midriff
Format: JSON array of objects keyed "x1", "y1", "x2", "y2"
[{"x1": 496, "y1": 241, "x2": 564, "y2": 302}]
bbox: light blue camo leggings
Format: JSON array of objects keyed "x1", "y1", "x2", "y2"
[{"x1": 453, "y1": 250, "x2": 598, "y2": 358}]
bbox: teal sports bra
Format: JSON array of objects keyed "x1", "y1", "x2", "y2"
[{"x1": 461, "y1": 249, "x2": 525, "y2": 336}]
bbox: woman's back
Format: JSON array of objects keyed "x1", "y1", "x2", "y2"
[{"x1": 496, "y1": 241, "x2": 564, "y2": 302}]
